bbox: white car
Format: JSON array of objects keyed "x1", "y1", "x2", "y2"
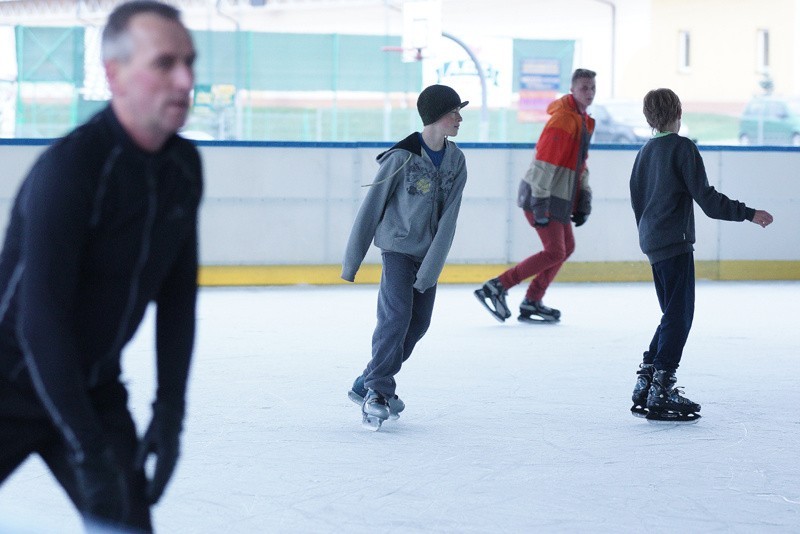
[{"x1": 589, "y1": 100, "x2": 690, "y2": 144}]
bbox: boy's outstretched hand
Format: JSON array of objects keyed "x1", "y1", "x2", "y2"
[{"x1": 751, "y1": 210, "x2": 774, "y2": 228}]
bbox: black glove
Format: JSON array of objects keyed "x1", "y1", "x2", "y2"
[
  {"x1": 571, "y1": 212, "x2": 588, "y2": 227},
  {"x1": 134, "y1": 402, "x2": 183, "y2": 505},
  {"x1": 534, "y1": 216, "x2": 550, "y2": 227},
  {"x1": 73, "y1": 447, "x2": 129, "y2": 524}
]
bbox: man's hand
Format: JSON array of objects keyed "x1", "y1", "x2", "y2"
[
  {"x1": 534, "y1": 216, "x2": 550, "y2": 227},
  {"x1": 571, "y1": 212, "x2": 588, "y2": 227},
  {"x1": 73, "y1": 447, "x2": 129, "y2": 523},
  {"x1": 134, "y1": 403, "x2": 184, "y2": 505}
]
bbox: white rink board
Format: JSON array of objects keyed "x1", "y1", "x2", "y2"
[{"x1": 0, "y1": 141, "x2": 797, "y2": 267}]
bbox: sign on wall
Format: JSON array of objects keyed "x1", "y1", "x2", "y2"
[{"x1": 518, "y1": 58, "x2": 561, "y2": 122}]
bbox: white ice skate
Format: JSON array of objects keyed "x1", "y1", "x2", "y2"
[
  {"x1": 349, "y1": 378, "x2": 404, "y2": 421},
  {"x1": 361, "y1": 389, "x2": 389, "y2": 431}
]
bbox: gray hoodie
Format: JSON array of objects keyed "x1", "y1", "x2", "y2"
[{"x1": 341, "y1": 133, "x2": 467, "y2": 291}]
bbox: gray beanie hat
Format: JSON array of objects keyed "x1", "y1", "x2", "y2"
[{"x1": 417, "y1": 84, "x2": 469, "y2": 126}]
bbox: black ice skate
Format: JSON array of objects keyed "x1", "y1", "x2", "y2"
[
  {"x1": 349, "y1": 376, "x2": 404, "y2": 420},
  {"x1": 630, "y1": 363, "x2": 654, "y2": 417},
  {"x1": 474, "y1": 278, "x2": 512, "y2": 322},
  {"x1": 645, "y1": 370, "x2": 701, "y2": 423},
  {"x1": 518, "y1": 299, "x2": 560, "y2": 324},
  {"x1": 362, "y1": 389, "x2": 390, "y2": 431}
]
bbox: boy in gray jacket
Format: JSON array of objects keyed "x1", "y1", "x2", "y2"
[
  {"x1": 629, "y1": 88, "x2": 773, "y2": 421},
  {"x1": 342, "y1": 85, "x2": 468, "y2": 430}
]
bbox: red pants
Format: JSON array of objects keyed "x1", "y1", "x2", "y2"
[{"x1": 499, "y1": 211, "x2": 575, "y2": 301}]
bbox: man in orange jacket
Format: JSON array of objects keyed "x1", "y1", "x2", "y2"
[{"x1": 475, "y1": 68, "x2": 596, "y2": 323}]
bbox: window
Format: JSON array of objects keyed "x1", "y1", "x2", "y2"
[
  {"x1": 766, "y1": 101, "x2": 786, "y2": 119},
  {"x1": 744, "y1": 100, "x2": 765, "y2": 118},
  {"x1": 678, "y1": 30, "x2": 691, "y2": 72},
  {"x1": 756, "y1": 29, "x2": 770, "y2": 72}
]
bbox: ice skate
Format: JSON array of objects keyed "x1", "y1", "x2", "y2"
[
  {"x1": 630, "y1": 362, "x2": 654, "y2": 417},
  {"x1": 349, "y1": 376, "x2": 404, "y2": 420},
  {"x1": 386, "y1": 394, "x2": 405, "y2": 420},
  {"x1": 348, "y1": 375, "x2": 367, "y2": 405},
  {"x1": 517, "y1": 299, "x2": 560, "y2": 323},
  {"x1": 474, "y1": 278, "x2": 512, "y2": 322},
  {"x1": 361, "y1": 389, "x2": 390, "y2": 431},
  {"x1": 645, "y1": 370, "x2": 701, "y2": 423}
]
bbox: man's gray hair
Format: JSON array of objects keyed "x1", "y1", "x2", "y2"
[{"x1": 101, "y1": 0, "x2": 182, "y2": 62}]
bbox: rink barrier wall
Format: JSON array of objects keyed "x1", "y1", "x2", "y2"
[
  {"x1": 1, "y1": 139, "x2": 798, "y2": 285},
  {"x1": 197, "y1": 260, "x2": 799, "y2": 286}
]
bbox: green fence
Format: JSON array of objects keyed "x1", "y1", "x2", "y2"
[{"x1": 11, "y1": 27, "x2": 575, "y2": 142}]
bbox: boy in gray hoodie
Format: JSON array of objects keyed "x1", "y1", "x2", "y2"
[
  {"x1": 629, "y1": 88, "x2": 773, "y2": 421},
  {"x1": 342, "y1": 84, "x2": 468, "y2": 430}
]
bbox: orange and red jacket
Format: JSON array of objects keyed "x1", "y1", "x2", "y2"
[{"x1": 517, "y1": 94, "x2": 595, "y2": 223}]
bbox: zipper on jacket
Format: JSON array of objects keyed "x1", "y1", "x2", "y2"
[{"x1": 89, "y1": 158, "x2": 158, "y2": 387}]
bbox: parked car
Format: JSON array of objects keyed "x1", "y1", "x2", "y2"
[
  {"x1": 588, "y1": 100, "x2": 689, "y2": 144},
  {"x1": 589, "y1": 101, "x2": 650, "y2": 144},
  {"x1": 738, "y1": 96, "x2": 800, "y2": 146}
]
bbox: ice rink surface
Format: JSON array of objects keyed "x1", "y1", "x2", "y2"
[{"x1": 1, "y1": 280, "x2": 798, "y2": 533}]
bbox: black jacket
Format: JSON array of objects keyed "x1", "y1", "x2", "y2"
[
  {"x1": 0, "y1": 106, "x2": 202, "y2": 458},
  {"x1": 630, "y1": 133, "x2": 754, "y2": 264}
]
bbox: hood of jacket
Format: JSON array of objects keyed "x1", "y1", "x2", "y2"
[
  {"x1": 377, "y1": 132, "x2": 423, "y2": 163},
  {"x1": 547, "y1": 94, "x2": 580, "y2": 116},
  {"x1": 544, "y1": 93, "x2": 595, "y2": 137}
]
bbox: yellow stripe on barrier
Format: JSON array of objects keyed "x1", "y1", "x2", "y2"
[{"x1": 198, "y1": 261, "x2": 800, "y2": 286}]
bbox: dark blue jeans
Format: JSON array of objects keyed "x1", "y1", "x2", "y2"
[
  {"x1": 643, "y1": 252, "x2": 695, "y2": 372},
  {"x1": 363, "y1": 252, "x2": 437, "y2": 397}
]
